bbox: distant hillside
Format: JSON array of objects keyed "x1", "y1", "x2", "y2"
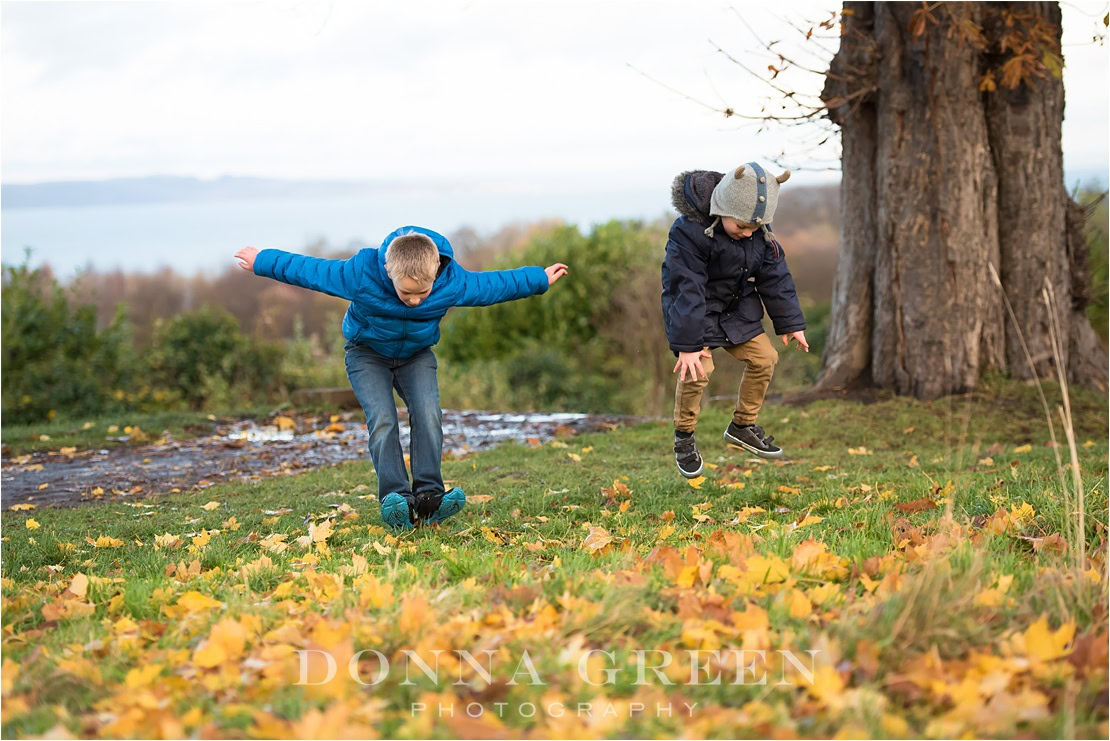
[{"x1": 1, "y1": 175, "x2": 383, "y2": 209}]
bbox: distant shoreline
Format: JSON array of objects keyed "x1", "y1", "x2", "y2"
[{"x1": 4, "y1": 170, "x2": 1105, "y2": 211}]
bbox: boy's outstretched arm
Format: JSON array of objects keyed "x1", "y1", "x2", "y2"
[
  {"x1": 754, "y1": 242, "x2": 809, "y2": 352},
  {"x1": 454, "y1": 263, "x2": 568, "y2": 307},
  {"x1": 234, "y1": 246, "x2": 368, "y2": 301}
]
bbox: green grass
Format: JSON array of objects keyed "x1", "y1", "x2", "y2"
[{"x1": 1, "y1": 378, "x2": 1106, "y2": 739}]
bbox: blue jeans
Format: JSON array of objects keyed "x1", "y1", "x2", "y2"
[{"x1": 344, "y1": 341, "x2": 443, "y2": 502}]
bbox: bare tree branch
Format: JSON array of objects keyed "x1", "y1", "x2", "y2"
[
  {"x1": 626, "y1": 64, "x2": 777, "y2": 120},
  {"x1": 709, "y1": 41, "x2": 827, "y2": 105},
  {"x1": 727, "y1": 6, "x2": 838, "y2": 78}
]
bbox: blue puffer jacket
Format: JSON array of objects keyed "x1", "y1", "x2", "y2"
[{"x1": 253, "y1": 225, "x2": 550, "y2": 359}]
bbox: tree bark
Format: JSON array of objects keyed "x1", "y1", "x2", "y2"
[
  {"x1": 817, "y1": 1, "x2": 1108, "y2": 399},
  {"x1": 983, "y1": 2, "x2": 1070, "y2": 378},
  {"x1": 818, "y1": 2, "x2": 879, "y2": 391}
]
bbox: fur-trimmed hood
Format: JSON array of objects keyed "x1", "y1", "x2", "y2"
[{"x1": 670, "y1": 170, "x2": 724, "y2": 225}]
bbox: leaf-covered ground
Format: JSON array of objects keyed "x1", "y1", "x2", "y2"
[{"x1": 2, "y1": 379, "x2": 1107, "y2": 739}]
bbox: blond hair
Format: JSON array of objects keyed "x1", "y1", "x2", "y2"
[{"x1": 384, "y1": 233, "x2": 439, "y2": 283}]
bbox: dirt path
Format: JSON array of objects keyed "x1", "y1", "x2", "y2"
[{"x1": 1, "y1": 409, "x2": 636, "y2": 509}]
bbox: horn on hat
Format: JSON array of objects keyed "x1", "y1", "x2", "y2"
[
  {"x1": 775, "y1": 169, "x2": 791, "y2": 184},
  {"x1": 734, "y1": 165, "x2": 745, "y2": 179}
]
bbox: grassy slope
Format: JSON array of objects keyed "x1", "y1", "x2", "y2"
[{"x1": 1, "y1": 379, "x2": 1107, "y2": 739}]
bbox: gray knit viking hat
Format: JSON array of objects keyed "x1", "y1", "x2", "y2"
[{"x1": 704, "y1": 161, "x2": 791, "y2": 239}]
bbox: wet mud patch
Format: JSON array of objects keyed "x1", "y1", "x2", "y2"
[{"x1": 1, "y1": 410, "x2": 635, "y2": 509}]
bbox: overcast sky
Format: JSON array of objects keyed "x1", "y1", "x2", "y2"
[{"x1": 2, "y1": 0, "x2": 1108, "y2": 190}]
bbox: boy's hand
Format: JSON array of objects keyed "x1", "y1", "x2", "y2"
[
  {"x1": 235, "y1": 247, "x2": 260, "y2": 272},
  {"x1": 673, "y1": 348, "x2": 711, "y2": 382},
  {"x1": 545, "y1": 263, "x2": 569, "y2": 286},
  {"x1": 781, "y1": 330, "x2": 809, "y2": 352}
]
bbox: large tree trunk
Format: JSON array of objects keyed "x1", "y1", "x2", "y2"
[{"x1": 817, "y1": 1, "x2": 1108, "y2": 399}]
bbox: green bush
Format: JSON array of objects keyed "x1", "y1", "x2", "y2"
[
  {"x1": 279, "y1": 317, "x2": 349, "y2": 391},
  {"x1": 439, "y1": 221, "x2": 662, "y2": 363},
  {"x1": 1, "y1": 259, "x2": 142, "y2": 424},
  {"x1": 149, "y1": 307, "x2": 284, "y2": 409},
  {"x1": 439, "y1": 338, "x2": 626, "y2": 413},
  {"x1": 437, "y1": 220, "x2": 670, "y2": 413}
]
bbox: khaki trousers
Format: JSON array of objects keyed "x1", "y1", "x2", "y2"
[{"x1": 673, "y1": 333, "x2": 779, "y2": 432}]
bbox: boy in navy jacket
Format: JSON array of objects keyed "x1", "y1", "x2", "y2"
[
  {"x1": 661, "y1": 162, "x2": 807, "y2": 477},
  {"x1": 236, "y1": 227, "x2": 568, "y2": 529}
]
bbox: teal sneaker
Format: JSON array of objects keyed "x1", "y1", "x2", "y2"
[
  {"x1": 380, "y1": 492, "x2": 415, "y2": 531},
  {"x1": 419, "y1": 487, "x2": 466, "y2": 526}
]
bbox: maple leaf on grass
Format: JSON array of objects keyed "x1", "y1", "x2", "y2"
[{"x1": 583, "y1": 526, "x2": 614, "y2": 554}]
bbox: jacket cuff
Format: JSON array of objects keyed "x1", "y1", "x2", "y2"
[
  {"x1": 527, "y1": 266, "x2": 550, "y2": 295},
  {"x1": 772, "y1": 322, "x2": 806, "y2": 335},
  {"x1": 670, "y1": 342, "x2": 705, "y2": 353},
  {"x1": 253, "y1": 249, "x2": 281, "y2": 279}
]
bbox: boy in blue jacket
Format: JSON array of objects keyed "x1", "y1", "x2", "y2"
[
  {"x1": 236, "y1": 226, "x2": 568, "y2": 529},
  {"x1": 661, "y1": 162, "x2": 808, "y2": 478}
]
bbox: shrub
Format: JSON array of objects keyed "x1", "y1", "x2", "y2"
[
  {"x1": 1, "y1": 259, "x2": 142, "y2": 424},
  {"x1": 437, "y1": 220, "x2": 672, "y2": 413},
  {"x1": 149, "y1": 307, "x2": 283, "y2": 409}
]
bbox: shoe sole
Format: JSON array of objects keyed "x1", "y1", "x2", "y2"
[
  {"x1": 723, "y1": 430, "x2": 784, "y2": 460},
  {"x1": 380, "y1": 492, "x2": 414, "y2": 530},
  {"x1": 426, "y1": 488, "x2": 466, "y2": 525},
  {"x1": 675, "y1": 458, "x2": 704, "y2": 478}
]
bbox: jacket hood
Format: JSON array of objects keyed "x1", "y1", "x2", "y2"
[
  {"x1": 670, "y1": 170, "x2": 724, "y2": 225},
  {"x1": 378, "y1": 225, "x2": 454, "y2": 279},
  {"x1": 380, "y1": 225, "x2": 454, "y2": 260}
]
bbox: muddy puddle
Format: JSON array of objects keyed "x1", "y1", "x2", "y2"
[{"x1": 1, "y1": 410, "x2": 635, "y2": 509}]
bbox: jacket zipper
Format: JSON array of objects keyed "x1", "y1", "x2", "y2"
[{"x1": 396, "y1": 315, "x2": 407, "y2": 361}]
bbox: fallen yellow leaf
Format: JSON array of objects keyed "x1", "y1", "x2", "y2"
[
  {"x1": 583, "y1": 526, "x2": 614, "y2": 553},
  {"x1": 175, "y1": 591, "x2": 224, "y2": 613},
  {"x1": 787, "y1": 588, "x2": 812, "y2": 619},
  {"x1": 68, "y1": 573, "x2": 89, "y2": 598},
  {"x1": 125, "y1": 663, "x2": 164, "y2": 688},
  {"x1": 793, "y1": 515, "x2": 824, "y2": 529},
  {"x1": 734, "y1": 506, "x2": 765, "y2": 523},
  {"x1": 193, "y1": 640, "x2": 226, "y2": 669},
  {"x1": 1020, "y1": 615, "x2": 1075, "y2": 662}
]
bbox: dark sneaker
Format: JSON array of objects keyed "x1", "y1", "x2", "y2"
[
  {"x1": 674, "y1": 432, "x2": 704, "y2": 478},
  {"x1": 724, "y1": 422, "x2": 783, "y2": 459},
  {"x1": 419, "y1": 487, "x2": 466, "y2": 526},
  {"x1": 381, "y1": 492, "x2": 415, "y2": 530},
  {"x1": 413, "y1": 491, "x2": 442, "y2": 522}
]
